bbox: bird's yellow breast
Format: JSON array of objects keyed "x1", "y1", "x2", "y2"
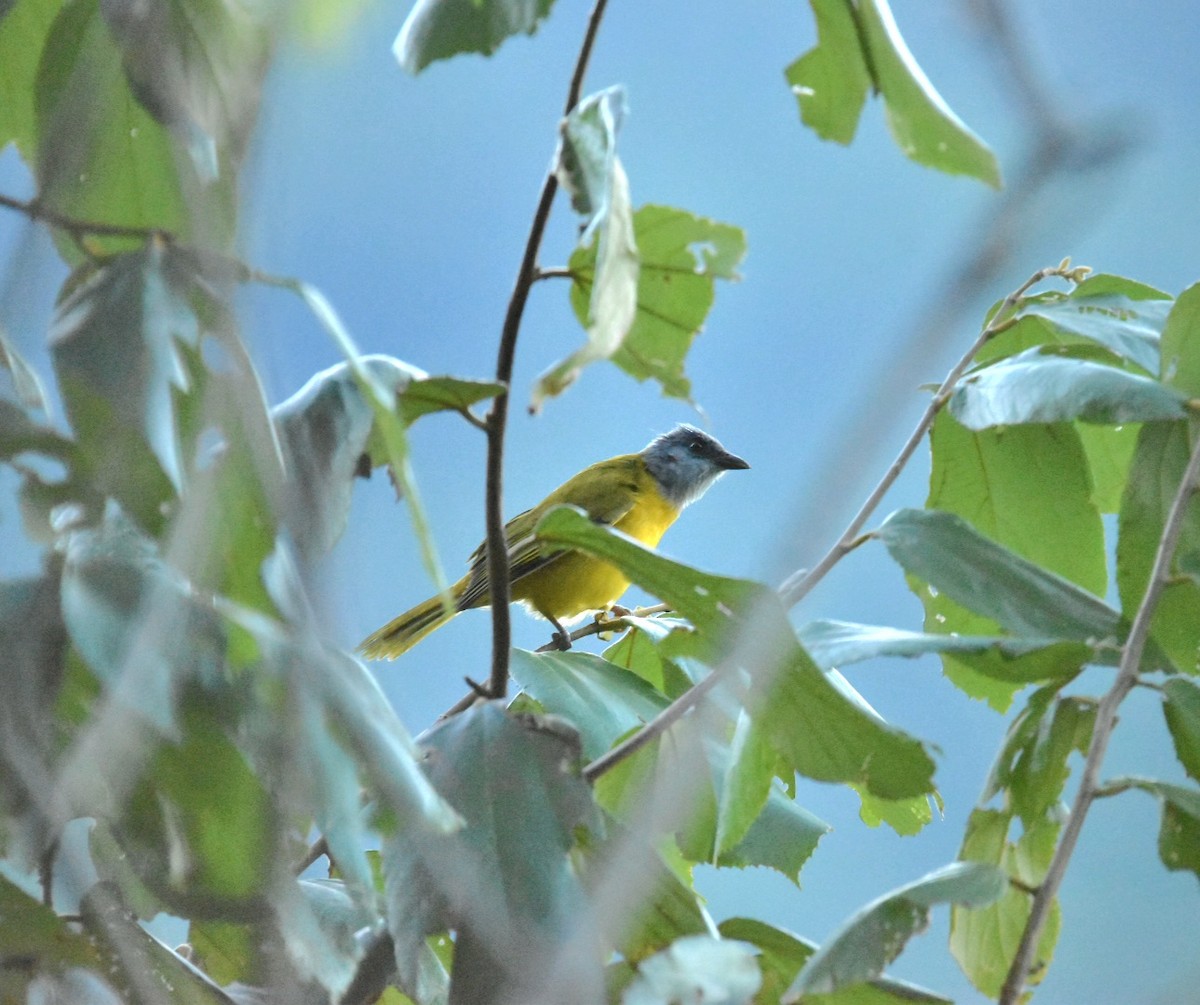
[{"x1": 513, "y1": 467, "x2": 679, "y2": 622}]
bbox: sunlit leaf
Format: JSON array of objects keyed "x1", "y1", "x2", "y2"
[
  {"x1": 950, "y1": 810, "x2": 1060, "y2": 998},
  {"x1": 1116, "y1": 421, "x2": 1200, "y2": 673},
  {"x1": 786, "y1": 862, "x2": 1006, "y2": 1001},
  {"x1": 950, "y1": 348, "x2": 1190, "y2": 429},
  {"x1": 394, "y1": 0, "x2": 557, "y2": 74},
  {"x1": 623, "y1": 934, "x2": 761, "y2": 1005},
  {"x1": 857, "y1": 0, "x2": 1000, "y2": 187},
  {"x1": 569, "y1": 205, "x2": 746, "y2": 401},
  {"x1": 784, "y1": 0, "x2": 871, "y2": 144},
  {"x1": 1077, "y1": 420, "x2": 1141, "y2": 514},
  {"x1": 1163, "y1": 678, "x2": 1200, "y2": 784},
  {"x1": 1160, "y1": 281, "x2": 1200, "y2": 392},
  {"x1": 397, "y1": 373, "x2": 504, "y2": 424},
  {"x1": 537, "y1": 507, "x2": 937, "y2": 800}
]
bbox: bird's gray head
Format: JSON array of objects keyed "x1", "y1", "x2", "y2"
[{"x1": 641, "y1": 425, "x2": 749, "y2": 508}]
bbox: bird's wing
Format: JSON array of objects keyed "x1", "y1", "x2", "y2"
[{"x1": 456, "y1": 457, "x2": 642, "y2": 610}]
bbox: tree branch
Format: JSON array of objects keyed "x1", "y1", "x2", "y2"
[
  {"x1": 998, "y1": 419, "x2": 1200, "y2": 1004},
  {"x1": 778, "y1": 261, "x2": 1085, "y2": 609},
  {"x1": 0, "y1": 191, "x2": 172, "y2": 244},
  {"x1": 483, "y1": 0, "x2": 611, "y2": 700}
]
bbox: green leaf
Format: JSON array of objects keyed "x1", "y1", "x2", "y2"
[
  {"x1": 719, "y1": 917, "x2": 951, "y2": 1005},
  {"x1": 80, "y1": 881, "x2": 243, "y2": 1004},
  {"x1": 536, "y1": 87, "x2": 638, "y2": 408},
  {"x1": 1011, "y1": 275, "x2": 1173, "y2": 374},
  {"x1": 60, "y1": 508, "x2": 225, "y2": 735},
  {"x1": 1116, "y1": 421, "x2": 1200, "y2": 673},
  {"x1": 100, "y1": 0, "x2": 268, "y2": 178},
  {"x1": 949, "y1": 349, "x2": 1190, "y2": 428},
  {"x1": 382, "y1": 703, "x2": 603, "y2": 1003},
  {"x1": 0, "y1": 874, "x2": 106, "y2": 1005},
  {"x1": 798, "y1": 617, "x2": 1085, "y2": 673},
  {"x1": 0, "y1": 0, "x2": 62, "y2": 157},
  {"x1": 1108, "y1": 778, "x2": 1200, "y2": 878},
  {"x1": 394, "y1": 0, "x2": 556, "y2": 74},
  {"x1": 105, "y1": 703, "x2": 275, "y2": 916},
  {"x1": 603, "y1": 618, "x2": 695, "y2": 698},
  {"x1": 0, "y1": 573, "x2": 67, "y2": 845},
  {"x1": 877, "y1": 508, "x2": 1122, "y2": 645},
  {"x1": 569, "y1": 204, "x2": 746, "y2": 401},
  {"x1": 950, "y1": 810, "x2": 1061, "y2": 998},
  {"x1": 537, "y1": 506, "x2": 938, "y2": 799},
  {"x1": 1077, "y1": 420, "x2": 1141, "y2": 514},
  {"x1": 925, "y1": 414, "x2": 1105, "y2": 707},
  {"x1": 35, "y1": 0, "x2": 235, "y2": 252},
  {"x1": 784, "y1": 0, "x2": 871, "y2": 144},
  {"x1": 720, "y1": 776, "x2": 829, "y2": 883},
  {"x1": 622, "y1": 935, "x2": 761, "y2": 1005},
  {"x1": 509, "y1": 648, "x2": 668, "y2": 762},
  {"x1": 273, "y1": 354, "x2": 426, "y2": 556},
  {"x1": 50, "y1": 246, "x2": 207, "y2": 530},
  {"x1": 596, "y1": 834, "x2": 712, "y2": 964},
  {"x1": 852, "y1": 784, "x2": 935, "y2": 838},
  {"x1": 1163, "y1": 679, "x2": 1200, "y2": 784},
  {"x1": 1160, "y1": 281, "x2": 1200, "y2": 393},
  {"x1": 786, "y1": 862, "x2": 1006, "y2": 1001},
  {"x1": 714, "y1": 708, "x2": 774, "y2": 856},
  {"x1": 983, "y1": 691, "x2": 1095, "y2": 827},
  {"x1": 856, "y1": 0, "x2": 1000, "y2": 188},
  {"x1": 398, "y1": 373, "x2": 505, "y2": 424}
]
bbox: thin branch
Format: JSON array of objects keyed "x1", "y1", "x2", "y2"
[
  {"x1": 998, "y1": 422, "x2": 1200, "y2": 1004},
  {"x1": 483, "y1": 0, "x2": 611, "y2": 700},
  {"x1": 0, "y1": 191, "x2": 171, "y2": 243},
  {"x1": 534, "y1": 603, "x2": 671, "y2": 652},
  {"x1": 583, "y1": 669, "x2": 723, "y2": 783},
  {"x1": 778, "y1": 261, "x2": 1084, "y2": 609},
  {"x1": 534, "y1": 266, "x2": 576, "y2": 281}
]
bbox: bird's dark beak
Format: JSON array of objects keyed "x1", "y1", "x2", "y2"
[{"x1": 717, "y1": 449, "x2": 749, "y2": 471}]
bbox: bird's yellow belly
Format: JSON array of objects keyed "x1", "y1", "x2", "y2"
[{"x1": 514, "y1": 491, "x2": 679, "y2": 622}]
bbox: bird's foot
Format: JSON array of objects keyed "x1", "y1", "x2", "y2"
[{"x1": 550, "y1": 616, "x2": 572, "y2": 651}]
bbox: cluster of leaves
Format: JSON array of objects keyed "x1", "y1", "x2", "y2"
[{"x1": 3, "y1": 1, "x2": 1198, "y2": 1005}]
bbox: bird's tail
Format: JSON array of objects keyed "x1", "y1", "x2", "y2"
[{"x1": 358, "y1": 593, "x2": 458, "y2": 660}]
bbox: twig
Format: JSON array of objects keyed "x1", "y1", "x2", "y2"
[
  {"x1": 294, "y1": 835, "x2": 329, "y2": 875},
  {"x1": 534, "y1": 266, "x2": 576, "y2": 281},
  {"x1": 534, "y1": 603, "x2": 671, "y2": 652},
  {"x1": 583, "y1": 669, "x2": 723, "y2": 783},
  {"x1": 778, "y1": 261, "x2": 1082, "y2": 609},
  {"x1": 998, "y1": 420, "x2": 1200, "y2": 1004},
  {"x1": 0, "y1": 192, "x2": 172, "y2": 244},
  {"x1": 483, "y1": 0, "x2": 611, "y2": 700}
]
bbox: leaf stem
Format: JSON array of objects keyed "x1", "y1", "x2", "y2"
[
  {"x1": 998, "y1": 419, "x2": 1200, "y2": 1004},
  {"x1": 483, "y1": 0, "x2": 611, "y2": 700},
  {"x1": 778, "y1": 263, "x2": 1076, "y2": 609}
]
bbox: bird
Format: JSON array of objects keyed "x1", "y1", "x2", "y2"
[{"x1": 358, "y1": 425, "x2": 749, "y2": 660}]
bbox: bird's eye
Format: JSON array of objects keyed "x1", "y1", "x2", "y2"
[{"x1": 689, "y1": 440, "x2": 702, "y2": 452}]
